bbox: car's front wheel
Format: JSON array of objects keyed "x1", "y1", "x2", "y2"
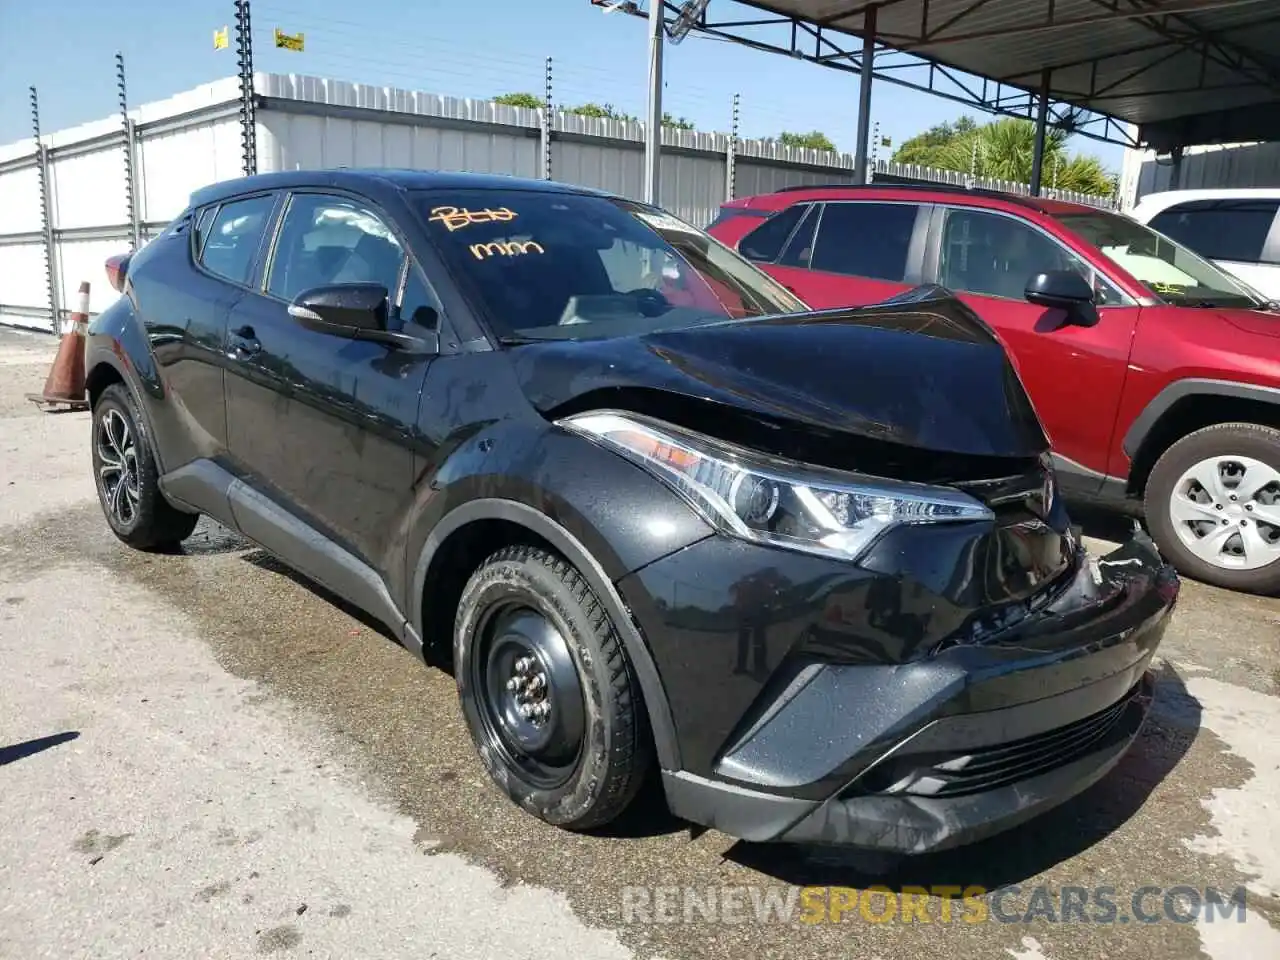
[
  {"x1": 454, "y1": 544, "x2": 652, "y2": 829},
  {"x1": 1145, "y1": 421, "x2": 1280, "y2": 595},
  {"x1": 92, "y1": 383, "x2": 199, "y2": 550}
]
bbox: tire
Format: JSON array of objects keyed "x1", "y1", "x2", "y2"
[
  {"x1": 454, "y1": 545, "x2": 653, "y2": 830},
  {"x1": 91, "y1": 382, "x2": 199, "y2": 550},
  {"x1": 1144, "y1": 421, "x2": 1280, "y2": 595}
]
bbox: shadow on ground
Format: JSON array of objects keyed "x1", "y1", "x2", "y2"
[{"x1": 0, "y1": 730, "x2": 80, "y2": 766}]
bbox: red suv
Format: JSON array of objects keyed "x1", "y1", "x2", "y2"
[{"x1": 708, "y1": 183, "x2": 1280, "y2": 595}]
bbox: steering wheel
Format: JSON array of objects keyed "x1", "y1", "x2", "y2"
[{"x1": 623, "y1": 287, "x2": 670, "y2": 318}]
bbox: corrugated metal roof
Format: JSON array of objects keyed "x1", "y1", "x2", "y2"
[{"x1": 720, "y1": 0, "x2": 1280, "y2": 149}]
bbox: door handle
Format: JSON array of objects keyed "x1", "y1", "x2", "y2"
[{"x1": 227, "y1": 324, "x2": 261, "y2": 359}]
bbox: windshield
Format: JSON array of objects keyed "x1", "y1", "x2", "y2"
[
  {"x1": 413, "y1": 189, "x2": 806, "y2": 341},
  {"x1": 1053, "y1": 210, "x2": 1265, "y2": 309}
]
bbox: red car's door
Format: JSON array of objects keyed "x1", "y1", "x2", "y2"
[
  {"x1": 735, "y1": 200, "x2": 924, "y2": 308},
  {"x1": 926, "y1": 204, "x2": 1140, "y2": 486}
]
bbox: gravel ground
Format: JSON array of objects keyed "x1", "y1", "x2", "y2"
[{"x1": 2, "y1": 324, "x2": 1278, "y2": 960}]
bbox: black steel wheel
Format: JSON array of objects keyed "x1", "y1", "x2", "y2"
[
  {"x1": 454, "y1": 545, "x2": 652, "y2": 829},
  {"x1": 91, "y1": 383, "x2": 198, "y2": 550}
]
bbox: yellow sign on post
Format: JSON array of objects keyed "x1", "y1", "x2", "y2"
[
  {"x1": 274, "y1": 28, "x2": 305, "y2": 52},
  {"x1": 213, "y1": 26, "x2": 229, "y2": 50}
]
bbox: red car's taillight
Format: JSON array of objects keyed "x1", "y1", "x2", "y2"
[{"x1": 105, "y1": 253, "x2": 130, "y2": 292}]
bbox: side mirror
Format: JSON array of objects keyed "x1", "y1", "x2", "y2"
[
  {"x1": 1024, "y1": 270, "x2": 1099, "y2": 327},
  {"x1": 288, "y1": 282, "x2": 389, "y2": 336},
  {"x1": 287, "y1": 282, "x2": 440, "y2": 354}
]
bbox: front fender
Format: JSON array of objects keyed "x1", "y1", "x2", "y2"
[
  {"x1": 404, "y1": 421, "x2": 714, "y2": 606},
  {"x1": 404, "y1": 423, "x2": 715, "y2": 772}
]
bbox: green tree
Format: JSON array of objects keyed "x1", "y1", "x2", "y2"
[
  {"x1": 662, "y1": 112, "x2": 694, "y2": 129},
  {"x1": 569, "y1": 102, "x2": 638, "y2": 122},
  {"x1": 891, "y1": 115, "x2": 978, "y2": 166},
  {"x1": 779, "y1": 130, "x2": 837, "y2": 152},
  {"x1": 893, "y1": 115, "x2": 1115, "y2": 197},
  {"x1": 492, "y1": 92, "x2": 544, "y2": 109}
]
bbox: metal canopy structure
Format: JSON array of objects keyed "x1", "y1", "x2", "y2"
[
  {"x1": 701, "y1": 0, "x2": 1280, "y2": 153},
  {"x1": 619, "y1": 0, "x2": 1280, "y2": 198}
]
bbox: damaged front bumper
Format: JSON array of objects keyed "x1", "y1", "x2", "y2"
[{"x1": 658, "y1": 531, "x2": 1179, "y2": 854}]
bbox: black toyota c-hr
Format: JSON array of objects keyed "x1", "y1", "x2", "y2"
[{"x1": 86, "y1": 169, "x2": 1178, "y2": 853}]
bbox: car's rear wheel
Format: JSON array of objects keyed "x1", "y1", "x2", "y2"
[
  {"x1": 454, "y1": 544, "x2": 652, "y2": 829},
  {"x1": 91, "y1": 383, "x2": 199, "y2": 550},
  {"x1": 1145, "y1": 422, "x2": 1280, "y2": 595}
]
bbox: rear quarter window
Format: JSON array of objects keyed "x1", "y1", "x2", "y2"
[
  {"x1": 198, "y1": 193, "x2": 277, "y2": 286},
  {"x1": 737, "y1": 204, "x2": 809, "y2": 262}
]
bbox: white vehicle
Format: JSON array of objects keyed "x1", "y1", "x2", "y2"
[{"x1": 1129, "y1": 188, "x2": 1280, "y2": 300}]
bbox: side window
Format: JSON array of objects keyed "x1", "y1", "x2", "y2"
[
  {"x1": 939, "y1": 208, "x2": 1095, "y2": 302},
  {"x1": 738, "y1": 204, "x2": 808, "y2": 262},
  {"x1": 809, "y1": 202, "x2": 919, "y2": 281},
  {"x1": 267, "y1": 193, "x2": 405, "y2": 303},
  {"x1": 396, "y1": 265, "x2": 442, "y2": 330},
  {"x1": 199, "y1": 194, "x2": 276, "y2": 285},
  {"x1": 1148, "y1": 199, "x2": 1280, "y2": 265},
  {"x1": 778, "y1": 204, "x2": 819, "y2": 267}
]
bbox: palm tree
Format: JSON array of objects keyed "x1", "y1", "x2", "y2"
[{"x1": 928, "y1": 118, "x2": 1113, "y2": 197}]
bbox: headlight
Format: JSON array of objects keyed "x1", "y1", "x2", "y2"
[{"x1": 557, "y1": 411, "x2": 994, "y2": 563}]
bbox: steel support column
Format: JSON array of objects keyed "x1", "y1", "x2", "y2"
[
  {"x1": 644, "y1": 0, "x2": 664, "y2": 204},
  {"x1": 1029, "y1": 68, "x2": 1051, "y2": 196},
  {"x1": 853, "y1": 4, "x2": 877, "y2": 184}
]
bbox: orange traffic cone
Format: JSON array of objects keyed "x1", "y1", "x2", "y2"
[{"x1": 27, "y1": 281, "x2": 91, "y2": 412}]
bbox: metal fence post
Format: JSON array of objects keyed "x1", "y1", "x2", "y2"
[
  {"x1": 541, "y1": 56, "x2": 553, "y2": 181},
  {"x1": 869, "y1": 120, "x2": 880, "y2": 182},
  {"x1": 725, "y1": 93, "x2": 739, "y2": 202},
  {"x1": 235, "y1": 0, "x2": 258, "y2": 176},
  {"x1": 117, "y1": 52, "x2": 140, "y2": 250},
  {"x1": 30, "y1": 86, "x2": 60, "y2": 334}
]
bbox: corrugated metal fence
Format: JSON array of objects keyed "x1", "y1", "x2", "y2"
[{"x1": 0, "y1": 71, "x2": 1114, "y2": 334}]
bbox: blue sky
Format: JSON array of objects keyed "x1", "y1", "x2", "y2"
[{"x1": 0, "y1": 0, "x2": 1125, "y2": 171}]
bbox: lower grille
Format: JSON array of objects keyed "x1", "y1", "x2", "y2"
[{"x1": 853, "y1": 683, "x2": 1144, "y2": 799}]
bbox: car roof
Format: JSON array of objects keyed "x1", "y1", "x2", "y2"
[
  {"x1": 188, "y1": 168, "x2": 616, "y2": 209},
  {"x1": 735, "y1": 182, "x2": 1106, "y2": 218}
]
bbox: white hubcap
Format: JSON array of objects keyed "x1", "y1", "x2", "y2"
[{"x1": 1169, "y1": 455, "x2": 1280, "y2": 571}]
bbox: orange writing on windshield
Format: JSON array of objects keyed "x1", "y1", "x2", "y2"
[
  {"x1": 429, "y1": 205, "x2": 518, "y2": 231},
  {"x1": 469, "y1": 239, "x2": 545, "y2": 260}
]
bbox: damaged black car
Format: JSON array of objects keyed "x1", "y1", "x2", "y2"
[{"x1": 85, "y1": 170, "x2": 1180, "y2": 854}]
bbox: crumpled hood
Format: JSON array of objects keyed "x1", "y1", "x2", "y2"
[{"x1": 508, "y1": 288, "x2": 1050, "y2": 459}]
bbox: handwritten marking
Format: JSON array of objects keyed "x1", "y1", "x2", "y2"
[
  {"x1": 429, "y1": 206, "x2": 518, "y2": 231},
  {"x1": 469, "y1": 239, "x2": 546, "y2": 261}
]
